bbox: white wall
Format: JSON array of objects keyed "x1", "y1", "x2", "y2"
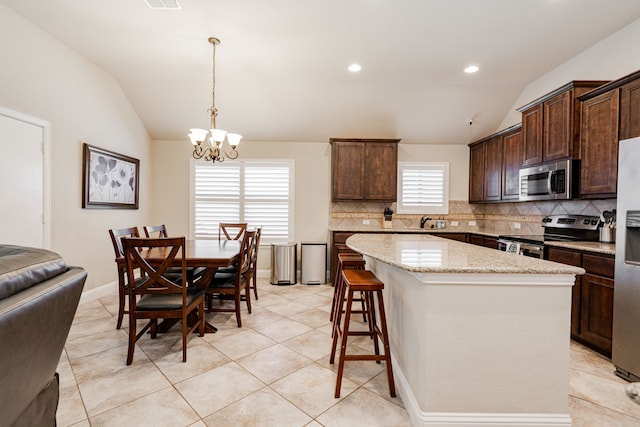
[
  {"x1": 499, "y1": 18, "x2": 640, "y2": 130},
  {"x1": 0, "y1": 5, "x2": 152, "y2": 290},
  {"x1": 151, "y1": 139, "x2": 331, "y2": 270}
]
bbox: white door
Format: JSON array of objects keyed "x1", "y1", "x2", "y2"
[{"x1": 0, "y1": 112, "x2": 47, "y2": 248}]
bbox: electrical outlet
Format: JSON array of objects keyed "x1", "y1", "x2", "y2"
[
  {"x1": 362, "y1": 219, "x2": 370, "y2": 225},
  {"x1": 514, "y1": 222, "x2": 521, "y2": 229},
  {"x1": 468, "y1": 220, "x2": 477, "y2": 226},
  {"x1": 451, "y1": 221, "x2": 459, "y2": 227}
]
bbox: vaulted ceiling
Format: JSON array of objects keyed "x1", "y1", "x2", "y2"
[{"x1": 3, "y1": 0, "x2": 640, "y2": 144}]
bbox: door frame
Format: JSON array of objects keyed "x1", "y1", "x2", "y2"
[{"x1": 0, "y1": 106, "x2": 51, "y2": 248}]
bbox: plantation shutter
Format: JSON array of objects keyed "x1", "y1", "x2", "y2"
[{"x1": 397, "y1": 162, "x2": 449, "y2": 214}]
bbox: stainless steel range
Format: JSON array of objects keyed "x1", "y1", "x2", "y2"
[{"x1": 497, "y1": 214, "x2": 601, "y2": 259}]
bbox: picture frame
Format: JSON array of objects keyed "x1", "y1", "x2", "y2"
[{"x1": 82, "y1": 143, "x2": 139, "y2": 209}]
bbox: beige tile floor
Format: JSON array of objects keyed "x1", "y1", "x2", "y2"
[{"x1": 57, "y1": 278, "x2": 640, "y2": 427}]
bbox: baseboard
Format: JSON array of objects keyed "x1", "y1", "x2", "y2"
[
  {"x1": 391, "y1": 353, "x2": 571, "y2": 427},
  {"x1": 79, "y1": 281, "x2": 116, "y2": 304}
]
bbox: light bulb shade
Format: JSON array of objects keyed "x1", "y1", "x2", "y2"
[
  {"x1": 226, "y1": 133, "x2": 242, "y2": 148},
  {"x1": 209, "y1": 128, "x2": 227, "y2": 143},
  {"x1": 189, "y1": 128, "x2": 208, "y2": 145}
]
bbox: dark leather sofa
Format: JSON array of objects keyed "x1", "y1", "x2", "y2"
[{"x1": 0, "y1": 244, "x2": 86, "y2": 427}]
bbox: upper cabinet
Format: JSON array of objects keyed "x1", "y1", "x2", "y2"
[
  {"x1": 468, "y1": 124, "x2": 521, "y2": 203},
  {"x1": 330, "y1": 138, "x2": 400, "y2": 202},
  {"x1": 518, "y1": 81, "x2": 608, "y2": 167},
  {"x1": 577, "y1": 69, "x2": 640, "y2": 199}
]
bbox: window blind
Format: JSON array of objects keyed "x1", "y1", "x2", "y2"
[
  {"x1": 397, "y1": 162, "x2": 449, "y2": 214},
  {"x1": 192, "y1": 160, "x2": 293, "y2": 242}
]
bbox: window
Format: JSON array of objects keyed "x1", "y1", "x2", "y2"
[
  {"x1": 396, "y1": 162, "x2": 449, "y2": 214},
  {"x1": 191, "y1": 160, "x2": 294, "y2": 243}
]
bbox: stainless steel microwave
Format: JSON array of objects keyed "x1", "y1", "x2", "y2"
[{"x1": 519, "y1": 159, "x2": 578, "y2": 201}]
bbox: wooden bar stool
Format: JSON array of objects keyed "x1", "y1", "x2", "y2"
[
  {"x1": 329, "y1": 253, "x2": 366, "y2": 323},
  {"x1": 330, "y1": 269, "x2": 396, "y2": 398}
]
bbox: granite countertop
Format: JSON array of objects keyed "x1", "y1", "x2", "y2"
[
  {"x1": 330, "y1": 226, "x2": 499, "y2": 237},
  {"x1": 546, "y1": 240, "x2": 616, "y2": 256},
  {"x1": 346, "y1": 233, "x2": 585, "y2": 275},
  {"x1": 331, "y1": 226, "x2": 615, "y2": 255}
]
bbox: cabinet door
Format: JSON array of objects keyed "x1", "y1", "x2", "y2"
[
  {"x1": 365, "y1": 142, "x2": 397, "y2": 201},
  {"x1": 522, "y1": 104, "x2": 543, "y2": 166},
  {"x1": 432, "y1": 233, "x2": 467, "y2": 242},
  {"x1": 468, "y1": 234, "x2": 484, "y2": 246},
  {"x1": 619, "y1": 78, "x2": 640, "y2": 140},
  {"x1": 547, "y1": 247, "x2": 582, "y2": 338},
  {"x1": 483, "y1": 136, "x2": 502, "y2": 201},
  {"x1": 468, "y1": 143, "x2": 485, "y2": 202},
  {"x1": 501, "y1": 128, "x2": 522, "y2": 200},
  {"x1": 581, "y1": 273, "x2": 614, "y2": 356},
  {"x1": 331, "y1": 141, "x2": 365, "y2": 201},
  {"x1": 580, "y1": 89, "x2": 619, "y2": 198},
  {"x1": 482, "y1": 237, "x2": 498, "y2": 249},
  {"x1": 543, "y1": 91, "x2": 572, "y2": 161}
]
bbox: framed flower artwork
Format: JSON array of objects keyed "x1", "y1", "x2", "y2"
[{"x1": 82, "y1": 143, "x2": 139, "y2": 209}]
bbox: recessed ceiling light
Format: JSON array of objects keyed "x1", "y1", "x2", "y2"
[
  {"x1": 464, "y1": 65, "x2": 479, "y2": 74},
  {"x1": 348, "y1": 64, "x2": 362, "y2": 72}
]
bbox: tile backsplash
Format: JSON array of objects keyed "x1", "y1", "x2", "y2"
[{"x1": 331, "y1": 199, "x2": 617, "y2": 234}]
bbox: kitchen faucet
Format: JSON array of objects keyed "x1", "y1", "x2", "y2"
[{"x1": 420, "y1": 216, "x2": 432, "y2": 229}]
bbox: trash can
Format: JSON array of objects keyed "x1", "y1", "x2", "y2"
[
  {"x1": 301, "y1": 242, "x2": 327, "y2": 285},
  {"x1": 270, "y1": 242, "x2": 297, "y2": 285}
]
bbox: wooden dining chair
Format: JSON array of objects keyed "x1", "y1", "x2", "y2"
[
  {"x1": 143, "y1": 224, "x2": 205, "y2": 286},
  {"x1": 122, "y1": 236, "x2": 205, "y2": 365},
  {"x1": 218, "y1": 223, "x2": 248, "y2": 241},
  {"x1": 206, "y1": 229, "x2": 255, "y2": 327},
  {"x1": 249, "y1": 227, "x2": 262, "y2": 300},
  {"x1": 143, "y1": 224, "x2": 168, "y2": 238},
  {"x1": 108, "y1": 226, "x2": 140, "y2": 329}
]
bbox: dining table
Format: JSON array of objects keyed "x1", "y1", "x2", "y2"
[{"x1": 117, "y1": 238, "x2": 241, "y2": 333}]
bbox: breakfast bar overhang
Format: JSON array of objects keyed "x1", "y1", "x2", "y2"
[{"x1": 345, "y1": 233, "x2": 585, "y2": 427}]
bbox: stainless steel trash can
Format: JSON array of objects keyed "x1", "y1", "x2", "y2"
[
  {"x1": 270, "y1": 242, "x2": 297, "y2": 285},
  {"x1": 301, "y1": 242, "x2": 327, "y2": 285}
]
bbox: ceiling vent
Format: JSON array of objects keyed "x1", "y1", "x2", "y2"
[{"x1": 145, "y1": 0, "x2": 181, "y2": 10}]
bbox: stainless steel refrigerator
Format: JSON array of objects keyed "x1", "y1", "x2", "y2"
[{"x1": 612, "y1": 136, "x2": 640, "y2": 382}]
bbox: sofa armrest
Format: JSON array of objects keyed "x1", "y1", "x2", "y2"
[{"x1": 0, "y1": 266, "x2": 86, "y2": 426}]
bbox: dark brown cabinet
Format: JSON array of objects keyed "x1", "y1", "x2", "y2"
[
  {"x1": 547, "y1": 246, "x2": 614, "y2": 357},
  {"x1": 620, "y1": 77, "x2": 640, "y2": 139},
  {"x1": 468, "y1": 143, "x2": 485, "y2": 202},
  {"x1": 432, "y1": 233, "x2": 468, "y2": 242},
  {"x1": 468, "y1": 233, "x2": 498, "y2": 249},
  {"x1": 547, "y1": 247, "x2": 582, "y2": 338},
  {"x1": 518, "y1": 81, "x2": 607, "y2": 167},
  {"x1": 579, "y1": 89, "x2": 620, "y2": 198},
  {"x1": 330, "y1": 138, "x2": 400, "y2": 202},
  {"x1": 501, "y1": 126, "x2": 523, "y2": 200},
  {"x1": 484, "y1": 136, "x2": 502, "y2": 201},
  {"x1": 468, "y1": 124, "x2": 521, "y2": 203}
]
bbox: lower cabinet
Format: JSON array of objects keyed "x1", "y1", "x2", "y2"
[
  {"x1": 468, "y1": 233, "x2": 498, "y2": 249},
  {"x1": 547, "y1": 246, "x2": 614, "y2": 357},
  {"x1": 432, "y1": 233, "x2": 468, "y2": 242}
]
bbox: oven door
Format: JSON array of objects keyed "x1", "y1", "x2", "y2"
[{"x1": 497, "y1": 239, "x2": 545, "y2": 259}]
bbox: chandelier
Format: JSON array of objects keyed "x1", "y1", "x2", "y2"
[{"x1": 188, "y1": 37, "x2": 241, "y2": 163}]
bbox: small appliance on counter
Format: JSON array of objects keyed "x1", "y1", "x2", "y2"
[
  {"x1": 497, "y1": 214, "x2": 601, "y2": 258},
  {"x1": 383, "y1": 207, "x2": 393, "y2": 229}
]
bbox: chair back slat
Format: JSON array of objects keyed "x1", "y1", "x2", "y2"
[
  {"x1": 218, "y1": 223, "x2": 248, "y2": 241},
  {"x1": 122, "y1": 237, "x2": 186, "y2": 295},
  {"x1": 108, "y1": 227, "x2": 140, "y2": 257},
  {"x1": 143, "y1": 224, "x2": 168, "y2": 238}
]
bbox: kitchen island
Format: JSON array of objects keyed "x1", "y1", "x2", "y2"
[{"x1": 346, "y1": 233, "x2": 585, "y2": 427}]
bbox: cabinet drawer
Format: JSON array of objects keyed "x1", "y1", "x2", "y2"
[
  {"x1": 582, "y1": 253, "x2": 615, "y2": 278},
  {"x1": 547, "y1": 247, "x2": 581, "y2": 267}
]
